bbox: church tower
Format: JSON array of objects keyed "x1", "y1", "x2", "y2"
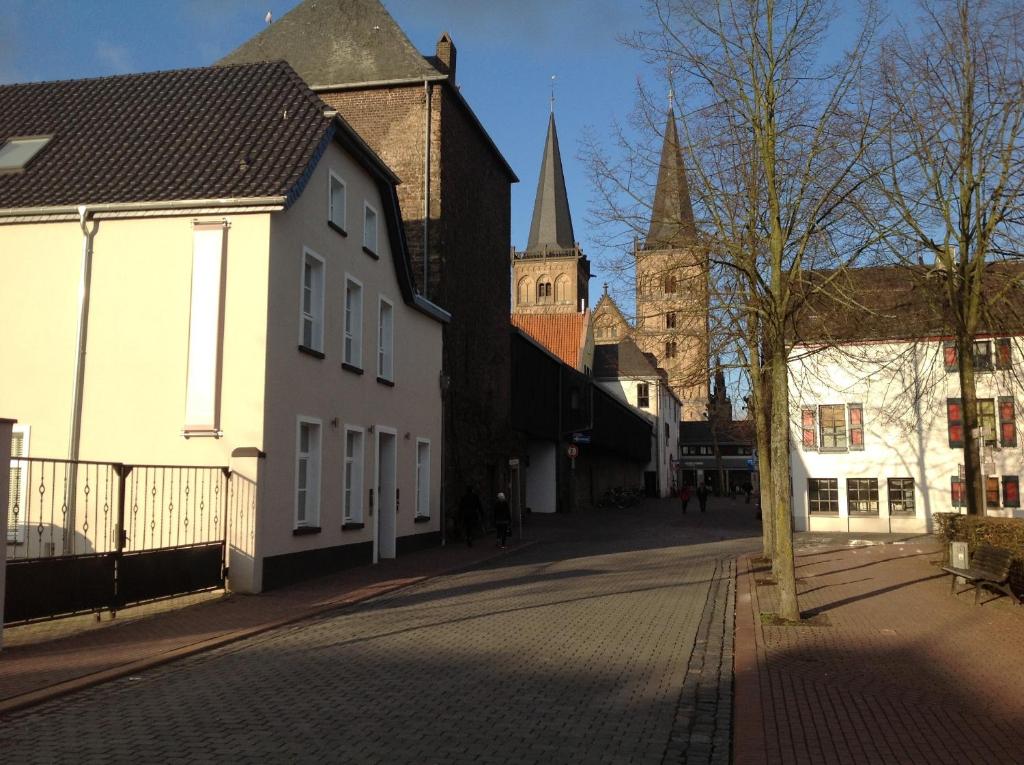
[
  {"x1": 512, "y1": 112, "x2": 590, "y2": 314},
  {"x1": 634, "y1": 105, "x2": 709, "y2": 420}
]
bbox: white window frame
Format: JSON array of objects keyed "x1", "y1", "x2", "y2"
[
  {"x1": 344, "y1": 275, "x2": 364, "y2": 368},
  {"x1": 377, "y1": 296, "x2": 395, "y2": 382},
  {"x1": 299, "y1": 248, "x2": 326, "y2": 352},
  {"x1": 7, "y1": 424, "x2": 30, "y2": 544},
  {"x1": 328, "y1": 171, "x2": 347, "y2": 231},
  {"x1": 415, "y1": 438, "x2": 431, "y2": 518},
  {"x1": 343, "y1": 426, "x2": 365, "y2": 524},
  {"x1": 295, "y1": 417, "x2": 322, "y2": 529},
  {"x1": 183, "y1": 221, "x2": 227, "y2": 436},
  {"x1": 363, "y1": 202, "x2": 379, "y2": 254}
]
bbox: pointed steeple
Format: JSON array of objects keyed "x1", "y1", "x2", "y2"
[
  {"x1": 527, "y1": 112, "x2": 575, "y2": 251},
  {"x1": 644, "y1": 106, "x2": 696, "y2": 250}
]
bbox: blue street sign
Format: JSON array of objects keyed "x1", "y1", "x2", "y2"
[{"x1": 572, "y1": 431, "x2": 592, "y2": 444}]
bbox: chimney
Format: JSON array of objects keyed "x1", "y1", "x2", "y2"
[{"x1": 436, "y1": 32, "x2": 457, "y2": 83}]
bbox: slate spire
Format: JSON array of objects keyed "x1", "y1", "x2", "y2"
[
  {"x1": 644, "y1": 106, "x2": 696, "y2": 250},
  {"x1": 527, "y1": 112, "x2": 575, "y2": 251}
]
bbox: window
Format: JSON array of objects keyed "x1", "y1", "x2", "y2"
[
  {"x1": 416, "y1": 439, "x2": 431, "y2": 518},
  {"x1": 344, "y1": 277, "x2": 363, "y2": 368},
  {"x1": 974, "y1": 340, "x2": 993, "y2": 371},
  {"x1": 184, "y1": 222, "x2": 227, "y2": 434},
  {"x1": 664, "y1": 274, "x2": 678, "y2": 294},
  {"x1": 637, "y1": 382, "x2": 650, "y2": 408},
  {"x1": 847, "y1": 478, "x2": 879, "y2": 515},
  {"x1": 537, "y1": 281, "x2": 552, "y2": 301},
  {"x1": 300, "y1": 249, "x2": 325, "y2": 353},
  {"x1": 0, "y1": 136, "x2": 50, "y2": 171},
  {"x1": 666, "y1": 311, "x2": 677, "y2": 329},
  {"x1": 555, "y1": 275, "x2": 570, "y2": 303},
  {"x1": 942, "y1": 340, "x2": 958, "y2": 372},
  {"x1": 665, "y1": 341, "x2": 677, "y2": 359},
  {"x1": 819, "y1": 404, "x2": 847, "y2": 450},
  {"x1": 329, "y1": 172, "x2": 347, "y2": 232},
  {"x1": 848, "y1": 403, "x2": 864, "y2": 449},
  {"x1": 7, "y1": 425, "x2": 30, "y2": 544},
  {"x1": 888, "y1": 478, "x2": 915, "y2": 515},
  {"x1": 377, "y1": 298, "x2": 394, "y2": 382},
  {"x1": 363, "y1": 203, "x2": 379, "y2": 254},
  {"x1": 978, "y1": 399, "x2": 997, "y2": 446},
  {"x1": 295, "y1": 419, "x2": 322, "y2": 528},
  {"x1": 996, "y1": 338, "x2": 1012, "y2": 370},
  {"x1": 517, "y1": 278, "x2": 533, "y2": 306},
  {"x1": 1002, "y1": 475, "x2": 1020, "y2": 508},
  {"x1": 808, "y1": 478, "x2": 839, "y2": 514},
  {"x1": 999, "y1": 397, "x2": 1016, "y2": 447},
  {"x1": 947, "y1": 398, "x2": 964, "y2": 448},
  {"x1": 951, "y1": 476, "x2": 966, "y2": 508},
  {"x1": 801, "y1": 408, "x2": 817, "y2": 450},
  {"x1": 344, "y1": 427, "x2": 364, "y2": 523},
  {"x1": 986, "y1": 476, "x2": 1000, "y2": 508}
]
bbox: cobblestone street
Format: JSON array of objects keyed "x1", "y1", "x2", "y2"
[{"x1": 1, "y1": 499, "x2": 761, "y2": 764}]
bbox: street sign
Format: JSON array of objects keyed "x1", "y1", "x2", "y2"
[
  {"x1": 509, "y1": 458, "x2": 519, "y2": 467},
  {"x1": 571, "y1": 431, "x2": 591, "y2": 444},
  {"x1": 567, "y1": 444, "x2": 579, "y2": 459}
]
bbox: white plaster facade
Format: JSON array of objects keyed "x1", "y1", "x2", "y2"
[
  {"x1": 789, "y1": 338, "x2": 1024, "y2": 534},
  {"x1": 0, "y1": 138, "x2": 445, "y2": 592}
]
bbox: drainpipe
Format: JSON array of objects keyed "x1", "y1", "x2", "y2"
[
  {"x1": 67, "y1": 205, "x2": 98, "y2": 553},
  {"x1": 423, "y1": 80, "x2": 432, "y2": 300}
]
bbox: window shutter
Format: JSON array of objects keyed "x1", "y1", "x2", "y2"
[
  {"x1": 950, "y1": 476, "x2": 965, "y2": 508},
  {"x1": 942, "y1": 341, "x2": 957, "y2": 372},
  {"x1": 1003, "y1": 476, "x2": 1020, "y2": 508},
  {"x1": 848, "y1": 404, "x2": 864, "y2": 450},
  {"x1": 947, "y1": 398, "x2": 964, "y2": 448},
  {"x1": 801, "y1": 408, "x2": 817, "y2": 450},
  {"x1": 996, "y1": 338, "x2": 1012, "y2": 370},
  {"x1": 998, "y1": 397, "x2": 1016, "y2": 447},
  {"x1": 986, "y1": 476, "x2": 1000, "y2": 508}
]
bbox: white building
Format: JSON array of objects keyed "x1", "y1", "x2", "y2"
[
  {"x1": 789, "y1": 265, "x2": 1024, "y2": 534},
  {"x1": 594, "y1": 340, "x2": 681, "y2": 497}
]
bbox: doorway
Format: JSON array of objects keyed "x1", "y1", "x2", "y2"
[{"x1": 374, "y1": 428, "x2": 397, "y2": 562}]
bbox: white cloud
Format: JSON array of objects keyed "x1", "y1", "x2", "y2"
[{"x1": 95, "y1": 40, "x2": 135, "y2": 74}]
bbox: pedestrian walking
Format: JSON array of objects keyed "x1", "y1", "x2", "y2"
[
  {"x1": 493, "y1": 491, "x2": 511, "y2": 548},
  {"x1": 696, "y1": 482, "x2": 709, "y2": 513},
  {"x1": 459, "y1": 485, "x2": 482, "y2": 547},
  {"x1": 679, "y1": 484, "x2": 691, "y2": 514},
  {"x1": 743, "y1": 480, "x2": 754, "y2": 504}
]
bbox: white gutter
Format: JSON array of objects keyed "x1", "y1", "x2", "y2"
[{"x1": 0, "y1": 196, "x2": 288, "y2": 220}]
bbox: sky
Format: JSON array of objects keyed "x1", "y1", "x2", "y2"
[{"x1": 0, "y1": 0, "x2": 651, "y2": 307}]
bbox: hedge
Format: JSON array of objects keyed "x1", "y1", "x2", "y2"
[{"x1": 933, "y1": 512, "x2": 1024, "y2": 598}]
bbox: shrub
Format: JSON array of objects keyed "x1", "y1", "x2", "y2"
[{"x1": 933, "y1": 512, "x2": 1024, "y2": 598}]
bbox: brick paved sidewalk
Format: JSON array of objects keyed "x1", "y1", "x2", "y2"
[
  {"x1": 0, "y1": 527, "x2": 541, "y2": 716},
  {"x1": 734, "y1": 537, "x2": 1024, "y2": 765}
]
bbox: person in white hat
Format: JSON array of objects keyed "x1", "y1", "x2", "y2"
[{"x1": 493, "y1": 491, "x2": 511, "y2": 548}]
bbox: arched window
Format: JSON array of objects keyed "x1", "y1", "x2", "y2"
[
  {"x1": 517, "y1": 277, "x2": 533, "y2": 306},
  {"x1": 666, "y1": 311, "x2": 677, "y2": 329},
  {"x1": 665, "y1": 340, "x2": 677, "y2": 358},
  {"x1": 555, "y1": 274, "x2": 570, "y2": 303},
  {"x1": 537, "y1": 275, "x2": 552, "y2": 302}
]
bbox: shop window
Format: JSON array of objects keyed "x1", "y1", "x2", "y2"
[
  {"x1": 887, "y1": 478, "x2": 915, "y2": 515},
  {"x1": 847, "y1": 478, "x2": 879, "y2": 515},
  {"x1": 808, "y1": 478, "x2": 839, "y2": 514}
]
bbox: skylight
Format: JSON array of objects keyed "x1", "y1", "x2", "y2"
[{"x1": 0, "y1": 136, "x2": 51, "y2": 171}]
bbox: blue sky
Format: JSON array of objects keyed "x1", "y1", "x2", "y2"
[{"x1": 0, "y1": 0, "x2": 649, "y2": 306}]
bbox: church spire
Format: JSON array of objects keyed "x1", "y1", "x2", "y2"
[
  {"x1": 644, "y1": 105, "x2": 696, "y2": 250},
  {"x1": 527, "y1": 112, "x2": 575, "y2": 251}
]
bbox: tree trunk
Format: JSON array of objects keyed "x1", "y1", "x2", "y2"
[
  {"x1": 769, "y1": 344, "x2": 800, "y2": 621},
  {"x1": 956, "y1": 332, "x2": 985, "y2": 515},
  {"x1": 754, "y1": 376, "x2": 775, "y2": 562}
]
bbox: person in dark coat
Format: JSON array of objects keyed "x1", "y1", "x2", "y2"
[
  {"x1": 696, "y1": 482, "x2": 710, "y2": 513},
  {"x1": 459, "y1": 486, "x2": 482, "y2": 547},
  {"x1": 493, "y1": 492, "x2": 512, "y2": 548},
  {"x1": 679, "y1": 484, "x2": 691, "y2": 514}
]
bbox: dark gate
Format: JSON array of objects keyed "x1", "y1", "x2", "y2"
[{"x1": 4, "y1": 458, "x2": 229, "y2": 625}]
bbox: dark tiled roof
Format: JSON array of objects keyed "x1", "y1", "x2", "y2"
[
  {"x1": 794, "y1": 262, "x2": 1024, "y2": 344},
  {"x1": 219, "y1": 0, "x2": 442, "y2": 87},
  {"x1": 511, "y1": 312, "x2": 589, "y2": 369},
  {"x1": 680, "y1": 419, "x2": 754, "y2": 445},
  {"x1": 0, "y1": 62, "x2": 332, "y2": 210},
  {"x1": 594, "y1": 339, "x2": 661, "y2": 378},
  {"x1": 526, "y1": 113, "x2": 575, "y2": 251}
]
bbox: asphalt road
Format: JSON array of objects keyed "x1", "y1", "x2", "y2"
[{"x1": 3, "y1": 497, "x2": 762, "y2": 764}]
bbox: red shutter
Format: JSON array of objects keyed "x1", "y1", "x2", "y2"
[
  {"x1": 801, "y1": 408, "x2": 817, "y2": 450},
  {"x1": 950, "y1": 477, "x2": 966, "y2": 508},
  {"x1": 996, "y1": 338, "x2": 1012, "y2": 370},
  {"x1": 848, "y1": 404, "x2": 864, "y2": 449},
  {"x1": 943, "y1": 341, "x2": 957, "y2": 372},
  {"x1": 999, "y1": 397, "x2": 1016, "y2": 447},
  {"x1": 947, "y1": 399, "x2": 964, "y2": 448},
  {"x1": 1003, "y1": 476, "x2": 1020, "y2": 508}
]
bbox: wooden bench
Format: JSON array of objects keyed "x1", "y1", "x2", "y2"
[{"x1": 942, "y1": 542, "x2": 1020, "y2": 606}]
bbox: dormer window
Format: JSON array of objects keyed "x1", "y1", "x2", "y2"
[{"x1": 0, "y1": 136, "x2": 51, "y2": 172}]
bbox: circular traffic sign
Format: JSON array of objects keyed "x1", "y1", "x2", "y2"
[{"x1": 567, "y1": 444, "x2": 579, "y2": 459}]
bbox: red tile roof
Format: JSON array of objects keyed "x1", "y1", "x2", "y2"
[{"x1": 511, "y1": 312, "x2": 589, "y2": 369}]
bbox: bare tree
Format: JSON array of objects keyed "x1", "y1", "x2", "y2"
[{"x1": 871, "y1": 0, "x2": 1024, "y2": 515}]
